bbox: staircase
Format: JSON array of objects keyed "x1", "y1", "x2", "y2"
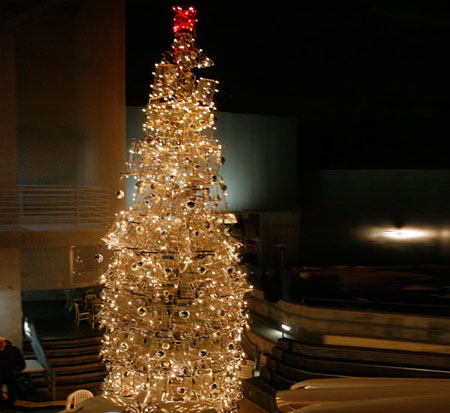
[
  {"x1": 243, "y1": 336, "x2": 450, "y2": 412},
  {"x1": 23, "y1": 336, "x2": 106, "y2": 400}
]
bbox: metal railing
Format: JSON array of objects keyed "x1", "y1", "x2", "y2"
[
  {"x1": 248, "y1": 269, "x2": 450, "y2": 316},
  {"x1": 0, "y1": 185, "x2": 111, "y2": 230},
  {"x1": 23, "y1": 316, "x2": 56, "y2": 400},
  {"x1": 242, "y1": 331, "x2": 260, "y2": 371},
  {"x1": 301, "y1": 296, "x2": 450, "y2": 317}
]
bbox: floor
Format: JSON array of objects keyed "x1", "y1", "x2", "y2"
[{"x1": 8, "y1": 399, "x2": 267, "y2": 413}]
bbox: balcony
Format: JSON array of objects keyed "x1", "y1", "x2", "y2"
[{"x1": 0, "y1": 186, "x2": 111, "y2": 231}]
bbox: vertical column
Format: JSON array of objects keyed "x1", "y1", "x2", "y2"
[
  {"x1": 0, "y1": 34, "x2": 22, "y2": 348},
  {"x1": 0, "y1": 33, "x2": 18, "y2": 188},
  {"x1": 0, "y1": 33, "x2": 19, "y2": 229},
  {"x1": 0, "y1": 249, "x2": 22, "y2": 349}
]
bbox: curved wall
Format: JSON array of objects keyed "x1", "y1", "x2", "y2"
[
  {"x1": 15, "y1": 0, "x2": 125, "y2": 195},
  {"x1": 300, "y1": 170, "x2": 450, "y2": 265}
]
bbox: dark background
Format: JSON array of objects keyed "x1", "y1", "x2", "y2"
[
  {"x1": 126, "y1": 0, "x2": 450, "y2": 169},
  {"x1": 126, "y1": 1, "x2": 450, "y2": 265},
  {"x1": 2, "y1": 0, "x2": 448, "y2": 265}
]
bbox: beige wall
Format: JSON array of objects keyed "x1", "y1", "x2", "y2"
[
  {"x1": 0, "y1": 249, "x2": 22, "y2": 348},
  {"x1": 0, "y1": 34, "x2": 21, "y2": 345},
  {"x1": 21, "y1": 247, "x2": 71, "y2": 290},
  {"x1": 20, "y1": 245, "x2": 107, "y2": 290},
  {"x1": 249, "y1": 288, "x2": 450, "y2": 346},
  {"x1": 14, "y1": 0, "x2": 126, "y2": 206},
  {"x1": 0, "y1": 33, "x2": 18, "y2": 188},
  {"x1": 0, "y1": 0, "x2": 126, "y2": 295}
]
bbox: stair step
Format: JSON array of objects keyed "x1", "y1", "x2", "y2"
[
  {"x1": 33, "y1": 370, "x2": 107, "y2": 386},
  {"x1": 48, "y1": 353, "x2": 101, "y2": 365},
  {"x1": 44, "y1": 344, "x2": 100, "y2": 356},
  {"x1": 269, "y1": 370, "x2": 296, "y2": 390},
  {"x1": 34, "y1": 379, "x2": 104, "y2": 397},
  {"x1": 52, "y1": 362, "x2": 104, "y2": 374},
  {"x1": 284, "y1": 339, "x2": 450, "y2": 370},
  {"x1": 268, "y1": 357, "x2": 347, "y2": 382},
  {"x1": 242, "y1": 377, "x2": 278, "y2": 413},
  {"x1": 23, "y1": 336, "x2": 102, "y2": 351},
  {"x1": 53, "y1": 381, "x2": 103, "y2": 398},
  {"x1": 260, "y1": 366, "x2": 271, "y2": 383},
  {"x1": 40, "y1": 336, "x2": 102, "y2": 347},
  {"x1": 277, "y1": 352, "x2": 450, "y2": 379}
]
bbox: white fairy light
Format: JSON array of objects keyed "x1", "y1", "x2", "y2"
[{"x1": 98, "y1": 6, "x2": 251, "y2": 413}]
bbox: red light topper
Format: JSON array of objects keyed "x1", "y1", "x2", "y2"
[{"x1": 173, "y1": 6, "x2": 198, "y2": 37}]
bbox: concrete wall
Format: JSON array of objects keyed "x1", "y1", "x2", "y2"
[
  {"x1": 14, "y1": 0, "x2": 126, "y2": 200},
  {"x1": 20, "y1": 244, "x2": 109, "y2": 291},
  {"x1": 126, "y1": 106, "x2": 299, "y2": 211},
  {"x1": 0, "y1": 33, "x2": 18, "y2": 188},
  {"x1": 216, "y1": 112, "x2": 298, "y2": 211},
  {"x1": 0, "y1": 0, "x2": 126, "y2": 296},
  {"x1": 21, "y1": 247, "x2": 71, "y2": 291},
  {"x1": 249, "y1": 288, "x2": 450, "y2": 347},
  {"x1": 260, "y1": 210, "x2": 301, "y2": 269},
  {"x1": 0, "y1": 249, "x2": 22, "y2": 349},
  {"x1": 300, "y1": 170, "x2": 450, "y2": 265},
  {"x1": 0, "y1": 34, "x2": 21, "y2": 345}
]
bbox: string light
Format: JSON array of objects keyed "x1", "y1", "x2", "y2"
[{"x1": 98, "y1": 6, "x2": 251, "y2": 413}]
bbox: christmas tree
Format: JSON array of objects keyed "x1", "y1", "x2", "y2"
[{"x1": 98, "y1": 6, "x2": 251, "y2": 413}]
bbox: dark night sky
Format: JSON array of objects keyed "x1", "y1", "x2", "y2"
[{"x1": 126, "y1": 1, "x2": 450, "y2": 168}]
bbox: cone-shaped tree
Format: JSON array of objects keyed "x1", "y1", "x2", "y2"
[{"x1": 98, "y1": 6, "x2": 251, "y2": 413}]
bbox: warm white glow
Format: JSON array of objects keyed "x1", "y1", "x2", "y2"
[
  {"x1": 383, "y1": 228, "x2": 430, "y2": 239},
  {"x1": 23, "y1": 319, "x2": 32, "y2": 338},
  {"x1": 365, "y1": 226, "x2": 435, "y2": 241},
  {"x1": 281, "y1": 324, "x2": 291, "y2": 332},
  {"x1": 97, "y1": 7, "x2": 250, "y2": 413}
]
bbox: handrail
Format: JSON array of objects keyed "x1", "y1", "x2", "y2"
[
  {"x1": 23, "y1": 316, "x2": 56, "y2": 400},
  {"x1": 248, "y1": 269, "x2": 450, "y2": 317},
  {"x1": 301, "y1": 296, "x2": 450, "y2": 316},
  {"x1": 242, "y1": 331, "x2": 260, "y2": 370},
  {"x1": 0, "y1": 185, "x2": 111, "y2": 230}
]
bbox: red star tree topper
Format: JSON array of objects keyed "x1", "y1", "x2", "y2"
[{"x1": 173, "y1": 6, "x2": 198, "y2": 37}]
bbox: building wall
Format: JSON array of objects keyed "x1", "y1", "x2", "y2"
[
  {"x1": 14, "y1": 0, "x2": 126, "y2": 197},
  {"x1": 0, "y1": 33, "x2": 18, "y2": 188},
  {"x1": 0, "y1": 249, "x2": 22, "y2": 348},
  {"x1": 300, "y1": 169, "x2": 450, "y2": 265},
  {"x1": 215, "y1": 112, "x2": 299, "y2": 211},
  {"x1": 20, "y1": 243, "x2": 110, "y2": 291},
  {"x1": 260, "y1": 210, "x2": 301, "y2": 270},
  {"x1": 126, "y1": 106, "x2": 299, "y2": 211},
  {"x1": 0, "y1": 0, "x2": 126, "y2": 299},
  {"x1": 21, "y1": 247, "x2": 71, "y2": 290}
]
